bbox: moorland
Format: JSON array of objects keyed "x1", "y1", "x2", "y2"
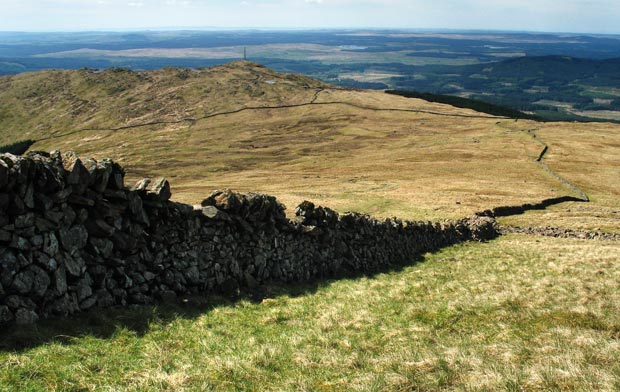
[{"x1": 0, "y1": 60, "x2": 619, "y2": 390}]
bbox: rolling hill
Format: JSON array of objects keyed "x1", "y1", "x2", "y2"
[
  {"x1": 1, "y1": 61, "x2": 620, "y2": 391},
  {"x1": 0, "y1": 61, "x2": 618, "y2": 232}
]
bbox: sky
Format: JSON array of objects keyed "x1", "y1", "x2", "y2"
[{"x1": 0, "y1": 0, "x2": 619, "y2": 34}]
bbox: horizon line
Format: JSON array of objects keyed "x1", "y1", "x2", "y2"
[{"x1": 1, "y1": 27, "x2": 620, "y2": 37}]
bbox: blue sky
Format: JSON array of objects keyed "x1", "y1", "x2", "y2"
[{"x1": 1, "y1": 0, "x2": 619, "y2": 34}]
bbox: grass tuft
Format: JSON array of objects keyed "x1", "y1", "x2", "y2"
[{"x1": 1, "y1": 235, "x2": 619, "y2": 390}]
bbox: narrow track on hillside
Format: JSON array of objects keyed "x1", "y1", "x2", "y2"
[
  {"x1": 525, "y1": 127, "x2": 589, "y2": 201},
  {"x1": 497, "y1": 123, "x2": 589, "y2": 202},
  {"x1": 482, "y1": 123, "x2": 618, "y2": 240},
  {"x1": 37, "y1": 89, "x2": 504, "y2": 142}
]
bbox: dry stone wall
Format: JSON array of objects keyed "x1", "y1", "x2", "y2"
[{"x1": 0, "y1": 151, "x2": 498, "y2": 326}]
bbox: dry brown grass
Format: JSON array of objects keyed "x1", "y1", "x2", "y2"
[
  {"x1": 1, "y1": 62, "x2": 620, "y2": 391},
  {"x1": 498, "y1": 120, "x2": 620, "y2": 232},
  {"x1": 2, "y1": 61, "x2": 618, "y2": 229}
]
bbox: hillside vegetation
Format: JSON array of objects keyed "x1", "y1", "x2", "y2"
[
  {"x1": 0, "y1": 61, "x2": 619, "y2": 390},
  {"x1": 397, "y1": 56, "x2": 620, "y2": 121},
  {"x1": 1, "y1": 61, "x2": 618, "y2": 230},
  {"x1": 2, "y1": 235, "x2": 620, "y2": 391}
]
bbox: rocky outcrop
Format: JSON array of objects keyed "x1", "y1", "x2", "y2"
[{"x1": 0, "y1": 151, "x2": 498, "y2": 326}]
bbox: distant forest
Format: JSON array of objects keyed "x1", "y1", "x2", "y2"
[{"x1": 385, "y1": 90, "x2": 539, "y2": 120}]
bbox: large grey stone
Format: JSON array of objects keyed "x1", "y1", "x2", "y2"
[
  {"x1": 107, "y1": 160, "x2": 125, "y2": 190},
  {"x1": 14, "y1": 213, "x2": 35, "y2": 229},
  {"x1": 0, "y1": 159, "x2": 8, "y2": 189},
  {"x1": 50, "y1": 293, "x2": 79, "y2": 316},
  {"x1": 76, "y1": 278, "x2": 93, "y2": 301},
  {"x1": 11, "y1": 270, "x2": 34, "y2": 294},
  {"x1": 201, "y1": 189, "x2": 243, "y2": 212},
  {"x1": 54, "y1": 265, "x2": 68, "y2": 295},
  {"x1": 80, "y1": 296, "x2": 98, "y2": 310},
  {"x1": 43, "y1": 232, "x2": 60, "y2": 256},
  {"x1": 89, "y1": 237, "x2": 114, "y2": 258},
  {"x1": 0, "y1": 249, "x2": 18, "y2": 287},
  {"x1": 184, "y1": 266, "x2": 200, "y2": 285},
  {"x1": 0, "y1": 229, "x2": 11, "y2": 242},
  {"x1": 199, "y1": 206, "x2": 231, "y2": 221},
  {"x1": 15, "y1": 308, "x2": 39, "y2": 325},
  {"x1": 59, "y1": 252, "x2": 85, "y2": 277},
  {"x1": 134, "y1": 178, "x2": 151, "y2": 192},
  {"x1": 59, "y1": 225, "x2": 89, "y2": 252},
  {"x1": 147, "y1": 177, "x2": 171, "y2": 201},
  {"x1": 62, "y1": 152, "x2": 91, "y2": 186},
  {"x1": 30, "y1": 265, "x2": 51, "y2": 297},
  {"x1": 10, "y1": 235, "x2": 30, "y2": 251},
  {"x1": 92, "y1": 161, "x2": 112, "y2": 193},
  {"x1": 0, "y1": 305, "x2": 13, "y2": 325},
  {"x1": 96, "y1": 289, "x2": 115, "y2": 308}
]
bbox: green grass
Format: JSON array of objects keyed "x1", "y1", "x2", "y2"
[
  {"x1": 1, "y1": 61, "x2": 619, "y2": 391},
  {"x1": 2, "y1": 235, "x2": 619, "y2": 391}
]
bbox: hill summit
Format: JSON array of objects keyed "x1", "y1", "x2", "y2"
[{"x1": 0, "y1": 61, "x2": 328, "y2": 143}]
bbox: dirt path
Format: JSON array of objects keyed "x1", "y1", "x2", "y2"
[{"x1": 37, "y1": 88, "x2": 504, "y2": 142}]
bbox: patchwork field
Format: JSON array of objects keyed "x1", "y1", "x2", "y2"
[
  {"x1": 1, "y1": 62, "x2": 619, "y2": 390},
  {"x1": 34, "y1": 43, "x2": 483, "y2": 67}
]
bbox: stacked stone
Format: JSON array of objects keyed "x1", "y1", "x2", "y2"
[
  {"x1": 500, "y1": 225, "x2": 620, "y2": 241},
  {"x1": 0, "y1": 151, "x2": 498, "y2": 326},
  {"x1": 0, "y1": 151, "x2": 171, "y2": 325}
]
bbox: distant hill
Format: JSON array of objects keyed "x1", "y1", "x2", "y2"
[
  {"x1": 393, "y1": 56, "x2": 620, "y2": 122},
  {"x1": 2, "y1": 31, "x2": 620, "y2": 121},
  {"x1": 464, "y1": 55, "x2": 620, "y2": 81},
  {"x1": 0, "y1": 61, "x2": 328, "y2": 144}
]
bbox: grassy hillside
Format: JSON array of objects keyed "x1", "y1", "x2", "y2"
[
  {"x1": 1, "y1": 62, "x2": 619, "y2": 390},
  {"x1": 2, "y1": 235, "x2": 620, "y2": 390},
  {"x1": 1, "y1": 61, "x2": 618, "y2": 229},
  {"x1": 0, "y1": 62, "x2": 327, "y2": 141}
]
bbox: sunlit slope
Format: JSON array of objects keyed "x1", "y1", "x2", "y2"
[
  {"x1": 0, "y1": 61, "x2": 326, "y2": 141},
  {"x1": 1, "y1": 61, "x2": 618, "y2": 228},
  {"x1": 497, "y1": 121, "x2": 620, "y2": 232}
]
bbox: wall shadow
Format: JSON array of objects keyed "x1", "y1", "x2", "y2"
[
  {"x1": 476, "y1": 196, "x2": 587, "y2": 218},
  {"x1": 0, "y1": 253, "x2": 426, "y2": 353}
]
